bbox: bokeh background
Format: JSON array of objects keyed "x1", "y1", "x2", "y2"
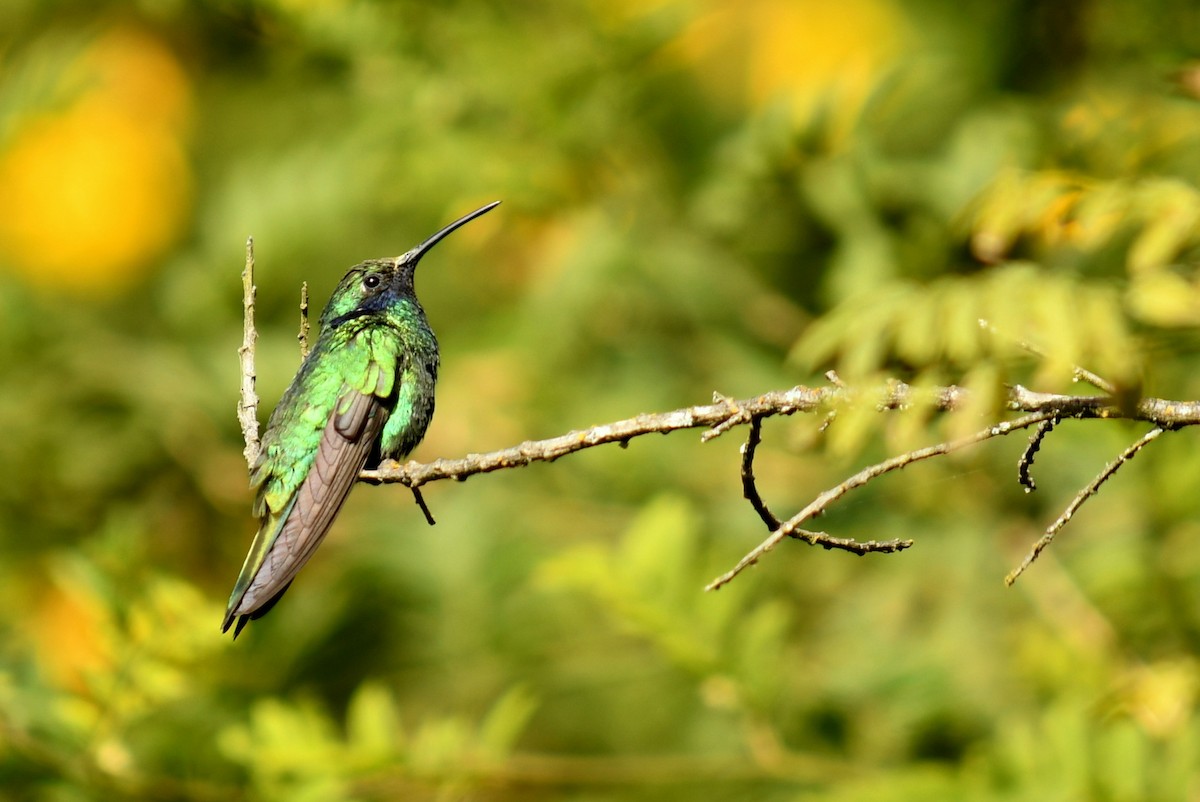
[{"x1": 4, "y1": 1, "x2": 1200, "y2": 799}]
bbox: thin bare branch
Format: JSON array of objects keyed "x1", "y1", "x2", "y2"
[
  {"x1": 1070, "y1": 366, "x2": 1119, "y2": 396},
  {"x1": 363, "y1": 383, "x2": 1200, "y2": 491},
  {"x1": 361, "y1": 379, "x2": 1200, "y2": 590},
  {"x1": 237, "y1": 237, "x2": 261, "y2": 469},
  {"x1": 1006, "y1": 426, "x2": 1167, "y2": 585},
  {"x1": 705, "y1": 411, "x2": 1061, "y2": 592},
  {"x1": 361, "y1": 386, "x2": 838, "y2": 487},
  {"x1": 786, "y1": 531, "x2": 914, "y2": 556},
  {"x1": 298, "y1": 281, "x2": 310, "y2": 359}
]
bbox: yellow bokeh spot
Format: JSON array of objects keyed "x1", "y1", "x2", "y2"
[
  {"x1": 28, "y1": 578, "x2": 113, "y2": 694},
  {"x1": 0, "y1": 28, "x2": 192, "y2": 294},
  {"x1": 78, "y1": 27, "x2": 193, "y2": 133},
  {"x1": 664, "y1": 0, "x2": 911, "y2": 139}
]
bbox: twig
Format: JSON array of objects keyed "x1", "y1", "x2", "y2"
[
  {"x1": 1018, "y1": 416, "x2": 1058, "y2": 492},
  {"x1": 1005, "y1": 426, "x2": 1167, "y2": 585},
  {"x1": 703, "y1": 392, "x2": 748, "y2": 441},
  {"x1": 237, "y1": 237, "x2": 261, "y2": 469},
  {"x1": 785, "y1": 531, "x2": 913, "y2": 556},
  {"x1": 298, "y1": 281, "x2": 310, "y2": 359},
  {"x1": 705, "y1": 411, "x2": 1061, "y2": 592},
  {"x1": 411, "y1": 486, "x2": 436, "y2": 526},
  {"x1": 740, "y1": 417, "x2": 780, "y2": 530},
  {"x1": 978, "y1": 317, "x2": 1118, "y2": 395},
  {"x1": 739, "y1": 413, "x2": 913, "y2": 556},
  {"x1": 1070, "y1": 366, "x2": 1119, "y2": 396}
]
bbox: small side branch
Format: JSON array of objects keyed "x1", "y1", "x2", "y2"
[
  {"x1": 238, "y1": 237, "x2": 261, "y2": 470},
  {"x1": 979, "y1": 318, "x2": 1118, "y2": 395},
  {"x1": 1006, "y1": 426, "x2": 1167, "y2": 585},
  {"x1": 411, "y1": 486, "x2": 436, "y2": 526},
  {"x1": 1018, "y1": 416, "x2": 1058, "y2": 492},
  {"x1": 740, "y1": 417, "x2": 780, "y2": 530}
]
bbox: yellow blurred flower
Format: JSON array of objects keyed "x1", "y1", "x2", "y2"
[
  {"x1": 1120, "y1": 659, "x2": 1198, "y2": 740},
  {"x1": 0, "y1": 27, "x2": 192, "y2": 295},
  {"x1": 29, "y1": 573, "x2": 113, "y2": 694},
  {"x1": 663, "y1": 0, "x2": 912, "y2": 139}
]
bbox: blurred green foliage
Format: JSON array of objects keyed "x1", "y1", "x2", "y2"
[{"x1": 3, "y1": 0, "x2": 1200, "y2": 799}]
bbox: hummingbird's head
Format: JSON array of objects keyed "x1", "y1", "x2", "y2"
[{"x1": 320, "y1": 201, "x2": 500, "y2": 329}]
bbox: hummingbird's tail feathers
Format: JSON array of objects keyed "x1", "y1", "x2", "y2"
[
  {"x1": 225, "y1": 580, "x2": 294, "y2": 639},
  {"x1": 222, "y1": 496, "x2": 295, "y2": 634},
  {"x1": 222, "y1": 389, "x2": 389, "y2": 638}
]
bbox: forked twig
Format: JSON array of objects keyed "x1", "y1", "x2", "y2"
[{"x1": 739, "y1": 416, "x2": 908, "y2": 556}]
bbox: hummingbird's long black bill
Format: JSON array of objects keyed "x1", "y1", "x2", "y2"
[{"x1": 405, "y1": 200, "x2": 501, "y2": 265}]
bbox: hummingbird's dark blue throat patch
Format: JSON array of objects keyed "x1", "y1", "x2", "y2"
[
  {"x1": 326, "y1": 308, "x2": 375, "y2": 329},
  {"x1": 327, "y1": 289, "x2": 406, "y2": 329}
]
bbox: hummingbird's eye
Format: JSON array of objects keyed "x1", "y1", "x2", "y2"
[{"x1": 362, "y1": 274, "x2": 382, "y2": 290}]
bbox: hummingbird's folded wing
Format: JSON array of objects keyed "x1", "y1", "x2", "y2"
[{"x1": 223, "y1": 387, "x2": 389, "y2": 636}]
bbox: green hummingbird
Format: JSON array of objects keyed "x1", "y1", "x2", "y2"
[{"x1": 223, "y1": 201, "x2": 500, "y2": 638}]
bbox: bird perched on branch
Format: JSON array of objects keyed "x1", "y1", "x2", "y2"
[{"x1": 223, "y1": 201, "x2": 500, "y2": 638}]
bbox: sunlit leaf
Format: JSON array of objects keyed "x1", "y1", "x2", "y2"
[
  {"x1": 346, "y1": 682, "x2": 404, "y2": 761},
  {"x1": 475, "y1": 685, "x2": 538, "y2": 761}
]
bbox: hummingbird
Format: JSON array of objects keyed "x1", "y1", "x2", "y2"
[{"x1": 223, "y1": 201, "x2": 500, "y2": 638}]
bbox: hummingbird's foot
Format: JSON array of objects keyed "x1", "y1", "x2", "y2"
[{"x1": 360, "y1": 458, "x2": 402, "y2": 485}]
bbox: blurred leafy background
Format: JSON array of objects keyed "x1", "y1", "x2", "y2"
[{"x1": 3, "y1": 0, "x2": 1200, "y2": 799}]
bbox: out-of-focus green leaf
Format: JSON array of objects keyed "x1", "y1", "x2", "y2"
[
  {"x1": 345, "y1": 682, "x2": 404, "y2": 762},
  {"x1": 476, "y1": 685, "x2": 539, "y2": 761},
  {"x1": 1129, "y1": 271, "x2": 1200, "y2": 327}
]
